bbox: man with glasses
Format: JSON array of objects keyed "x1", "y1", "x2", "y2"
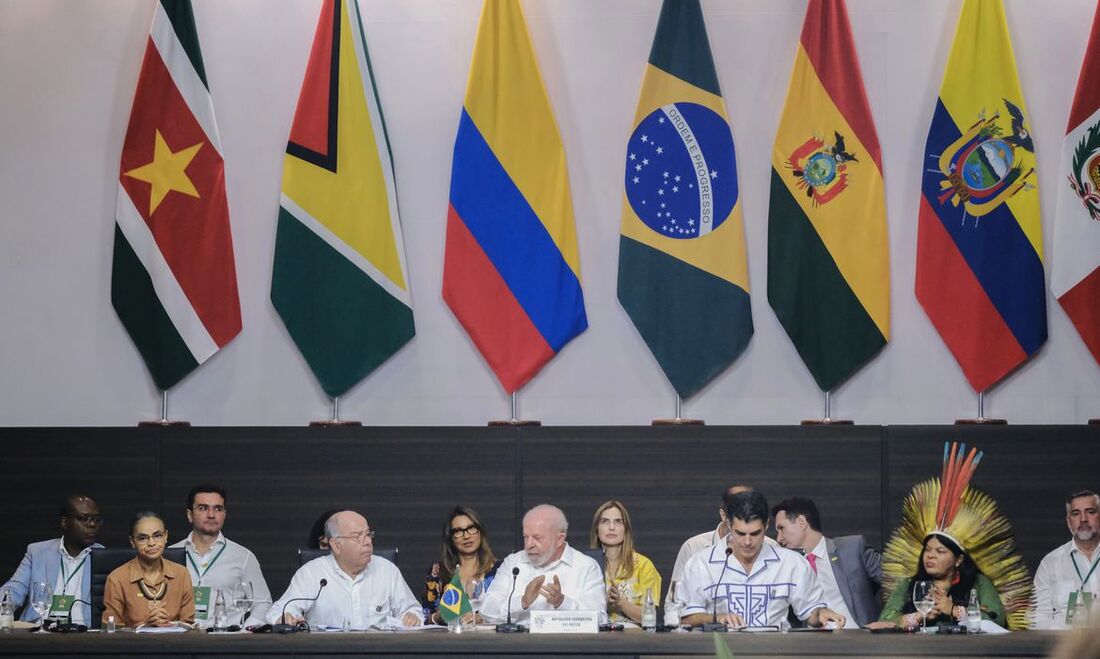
[
  {"x1": 267, "y1": 510, "x2": 422, "y2": 629},
  {"x1": 168, "y1": 483, "x2": 272, "y2": 627},
  {"x1": 1, "y1": 495, "x2": 104, "y2": 626},
  {"x1": 1032, "y1": 490, "x2": 1100, "y2": 628}
]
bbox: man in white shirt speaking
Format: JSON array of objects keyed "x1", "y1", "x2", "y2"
[
  {"x1": 679, "y1": 491, "x2": 846, "y2": 629},
  {"x1": 267, "y1": 511, "x2": 421, "y2": 630},
  {"x1": 1032, "y1": 489, "x2": 1100, "y2": 628},
  {"x1": 480, "y1": 504, "x2": 604, "y2": 624},
  {"x1": 771, "y1": 497, "x2": 881, "y2": 628}
]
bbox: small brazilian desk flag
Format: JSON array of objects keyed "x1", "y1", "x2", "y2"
[
  {"x1": 767, "y1": 0, "x2": 890, "y2": 393},
  {"x1": 617, "y1": 0, "x2": 753, "y2": 400},
  {"x1": 438, "y1": 573, "x2": 471, "y2": 624},
  {"x1": 915, "y1": 0, "x2": 1046, "y2": 392},
  {"x1": 271, "y1": 0, "x2": 415, "y2": 398},
  {"x1": 442, "y1": 0, "x2": 588, "y2": 394},
  {"x1": 112, "y1": 0, "x2": 242, "y2": 391}
]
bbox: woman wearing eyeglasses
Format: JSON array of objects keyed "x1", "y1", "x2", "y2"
[
  {"x1": 424, "y1": 505, "x2": 499, "y2": 625},
  {"x1": 102, "y1": 512, "x2": 194, "y2": 628},
  {"x1": 590, "y1": 500, "x2": 662, "y2": 624}
]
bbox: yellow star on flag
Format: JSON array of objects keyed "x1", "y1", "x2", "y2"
[{"x1": 124, "y1": 129, "x2": 203, "y2": 215}]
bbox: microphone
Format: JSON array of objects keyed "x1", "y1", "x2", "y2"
[
  {"x1": 701, "y1": 547, "x2": 733, "y2": 632},
  {"x1": 495, "y1": 567, "x2": 523, "y2": 633},
  {"x1": 273, "y1": 579, "x2": 327, "y2": 633},
  {"x1": 51, "y1": 598, "x2": 91, "y2": 633}
]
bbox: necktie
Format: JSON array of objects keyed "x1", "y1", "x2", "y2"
[{"x1": 807, "y1": 552, "x2": 818, "y2": 574}]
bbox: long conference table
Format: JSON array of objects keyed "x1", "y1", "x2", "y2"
[{"x1": 0, "y1": 628, "x2": 1069, "y2": 658}]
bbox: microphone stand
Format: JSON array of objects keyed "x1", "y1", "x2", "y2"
[
  {"x1": 495, "y1": 567, "x2": 523, "y2": 633},
  {"x1": 273, "y1": 579, "x2": 327, "y2": 634},
  {"x1": 701, "y1": 547, "x2": 733, "y2": 632},
  {"x1": 52, "y1": 598, "x2": 92, "y2": 633}
]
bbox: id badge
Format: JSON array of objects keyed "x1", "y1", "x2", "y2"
[
  {"x1": 193, "y1": 586, "x2": 212, "y2": 620},
  {"x1": 1066, "y1": 591, "x2": 1094, "y2": 625},
  {"x1": 49, "y1": 594, "x2": 75, "y2": 619}
]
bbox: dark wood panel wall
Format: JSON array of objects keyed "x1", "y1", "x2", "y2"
[{"x1": 0, "y1": 426, "x2": 1095, "y2": 604}]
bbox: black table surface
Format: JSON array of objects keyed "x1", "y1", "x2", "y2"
[{"x1": 0, "y1": 628, "x2": 1069, "y2": 658}]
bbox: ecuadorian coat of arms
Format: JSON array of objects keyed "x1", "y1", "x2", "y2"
[{"x1": 931, "y1": 98, "x2": 1036, "y2": 222}]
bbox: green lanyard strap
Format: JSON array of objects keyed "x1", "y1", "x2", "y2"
[
  {"x1": 186, "y1": 542, "x2": 228, "y2": 585},
  {"x1": 1071, "y1": 551, "x2": 1100, "y2": 589},
  {"x1": 58, "y1": 554, "x2": 88, "y2": 594}
]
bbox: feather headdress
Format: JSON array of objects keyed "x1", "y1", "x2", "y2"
[{"x1": 882, "y1": 442, "x2": 1032, "y2": 629}]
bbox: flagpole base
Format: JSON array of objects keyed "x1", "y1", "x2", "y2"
[
  {"x1": 651, "y1": 418, "x2": 705, "y2": 426},
  {"x1": 954, "y1": 418, "x2": 1007, "y2": 425},
  {"x1": 309, "y1": 419, "x2": 362, "y2": 427},
  {"x1": 800, "y1": 418, "x2": 853, "y2": 425},
  {"x1": 137, "y1": 419, "x2": 190, "y2": 427},
  {"x1": 487, "y1": 419, "x2": 541, "y2": 427}
]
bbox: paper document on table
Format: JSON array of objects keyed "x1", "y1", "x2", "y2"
[
  {"x1": 978, "y1": 620, "x2": 1009, "y2": 634},
  {"x1": 135, "y1": 623, "x2": 191, "y2": 633}
]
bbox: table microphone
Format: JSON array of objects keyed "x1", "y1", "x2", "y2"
[
  {"x1": 51, "y1": 598, "x2": 92, "y2": 633},
  {"x1": 495, "y1": 567, "x2": 523, "y2": 633},
  {"x1": 701, "y1": 547, "x2": 733, "y2": 632},
  {"x1": 273, "y1": 579, "x2": 327, "y2": 633}
]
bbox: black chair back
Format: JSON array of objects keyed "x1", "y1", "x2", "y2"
[
  {"x1": 298, "y1": 547, "x2": 397, "y2": 566},
  {"x1": 89, "y1": 547, "x2": 185, "y2": 629},
  {"x1": 580, "y1": 547, "x2": 605, "y2": 575}
]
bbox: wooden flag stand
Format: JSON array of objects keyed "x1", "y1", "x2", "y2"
[
  {"x1": 955, "y1": 391, "x2": 1006, "y2": 425},
  {"x1": 652, "y1": 395, "x2": 704, "y2": 426},
  {"x1": 138, "y1": 391, "x2": 190, "y2": 427},
  {"x1": 489, "y1": 392, "x2": 541, "y2": 426},
  {"x1": 311, "y1": 397, "x2": 362, "y2": 427},
  {"x1": 801, "y1": 391, "x2": 852, "y2": 425}
]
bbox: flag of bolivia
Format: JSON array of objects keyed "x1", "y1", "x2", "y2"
[
  {"x1": 112, "y1": 0, "x2": 242, "y2": 391},
  {"x1": 617, "y1": 0, "x2": 753, "y2": 400},
  {"x1": 767, "y1": 0, "x2": 890, "y2": 393}
]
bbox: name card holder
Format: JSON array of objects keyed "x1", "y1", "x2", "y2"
[{"x1": 529, "y1": 610, "x2": 600, "y2": 634}]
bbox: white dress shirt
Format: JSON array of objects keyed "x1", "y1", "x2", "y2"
[
  {"x1": 480, "y1": 544, "x2": 605, "y2": 624},
  {"x1": 266, "y1": 554, "x2": 420, "y2": 630},
  {"x1": 53, "y1": 539, "x2": 92, "y2": 625},
  {"x1": 169, "y1": 532, "x2": 273, "y2": 627},
  {"x1": 680, "y1": 541, "x2": 826, "y2": 627},
  {"x1": 807, "y1": 536, "x2": 856, "y2": 628},
  {"x1": 1032, "y1": 539, "x2": 1100, "y2": 629}
]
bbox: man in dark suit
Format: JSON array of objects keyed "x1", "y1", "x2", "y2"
[{"x1": 772, "y1": 497, "x2": 881, "y2": 628}]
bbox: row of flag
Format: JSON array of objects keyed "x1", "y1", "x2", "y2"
[{"x1": 111, "y1": 0, "x2": 1099, "y2": 406}]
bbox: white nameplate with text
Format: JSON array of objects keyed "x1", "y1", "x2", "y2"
[{"x1": 528, "y1": 610, "x2": 600, "y2": 634}]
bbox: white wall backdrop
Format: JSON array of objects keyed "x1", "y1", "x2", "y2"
[{"x1": 1, "y1": 0, "x2": 1097, "y2": 426}]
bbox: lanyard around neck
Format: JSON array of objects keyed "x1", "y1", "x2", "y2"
[
  {"x1": 1072, "y1": 550, "x2": 1100, "y2": 588},
  {"x1": 58, "y1": 554, "x2": 88, "y2": 593},
  {"x1": 186, "y1": 542, "x2": 228, "y2": 584}
]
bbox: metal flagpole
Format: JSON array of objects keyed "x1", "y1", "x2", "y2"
[
  {"x1": 956, "y1": 389, "x2": 1005, "y2": 424},
  {"x1": 138, "y1": 389, "x2": 189, "y2": 426},
  {"x1": 310, "y1": 395, "x2": 361, "y2": 426},
  {"x1": 801, "y1": 389, "x2": 851, "y2": 425},
  {"x1": 489, "y1": 390, "x2": 540, "y2": 426}
]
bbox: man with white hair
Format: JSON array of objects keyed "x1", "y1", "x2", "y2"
[
  {"x1": 267, "y1": 511, "x2": 421, "y2": 629},
  {"x1": 1033, "y1": 490, "x2": 1100, "y2": 629},
  {"x1": 480, "y1": 504, "x2": 605, "y2": 624}
]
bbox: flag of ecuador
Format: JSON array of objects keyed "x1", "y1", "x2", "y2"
[
  {"x1": 443, "y1": 0, "x2": 587, "y2": 394},
  {"x1": 916, "y1": 0, "x2": 1045, "y2": 393},
  {"x1": 617, "y1": 0, "x2": 753, "y2": 400},
  {"x1": 271, "y1": 0, "x2": 415, "y2": 399},
  {"x1": 767, "y1": 0, "x2": 889, "y2": 393},
  {"x1": 113, "y1": 0, "x2": 242, "y2": 391}
]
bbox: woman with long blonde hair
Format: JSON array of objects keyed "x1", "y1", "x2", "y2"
[{"x1": 590, "y1": 500, "x2": 661, "y2": 624}]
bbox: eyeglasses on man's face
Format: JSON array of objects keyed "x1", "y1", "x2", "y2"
[
  {"x1": 335, "y1": 529, "x2": 375, "y2": 544},
  {"x1": 450, "y1": 524, "x2": 480, "y2": 538},
  {"x1": 132, "y1": 531, "x2": 167, "y2": 545},
  {"x1": 67, "y1": 514, "x2": 103, "y2": 526}
]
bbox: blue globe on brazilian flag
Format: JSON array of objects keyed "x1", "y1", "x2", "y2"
[{"x1": 439, "y1": 572, "x2": 471, "y2": 623}]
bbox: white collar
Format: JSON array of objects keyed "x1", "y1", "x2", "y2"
[
  {"x1": 809, "y1": 535, "x2": 828, "y2": 559},
  {"x1": 185, "y1": 531, "x2": 227, "y2": 553},
  {"x1": 521, "y1": 543, "x2": 574, "y2": 570},
  {"x1": 57, "y1": 538, "x2": 91, "y2": 561}
]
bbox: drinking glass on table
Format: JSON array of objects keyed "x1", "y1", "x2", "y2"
[
  {"x1": 913, "y1": 581, "x2": 934, "y2": 632},
  {"x1": 30, "y1": 582, "x2": 51, "y2": 633},
  {"x1": 467, "y1": 578, "x2": 483, "y2": 626},
  {"x1": 230, "y1": 580, "x2": 254, "y2": 627}
]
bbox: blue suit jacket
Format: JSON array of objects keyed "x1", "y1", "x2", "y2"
[{"x1": 1, "y1": 539, "x2": 103, "y2": 623}]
